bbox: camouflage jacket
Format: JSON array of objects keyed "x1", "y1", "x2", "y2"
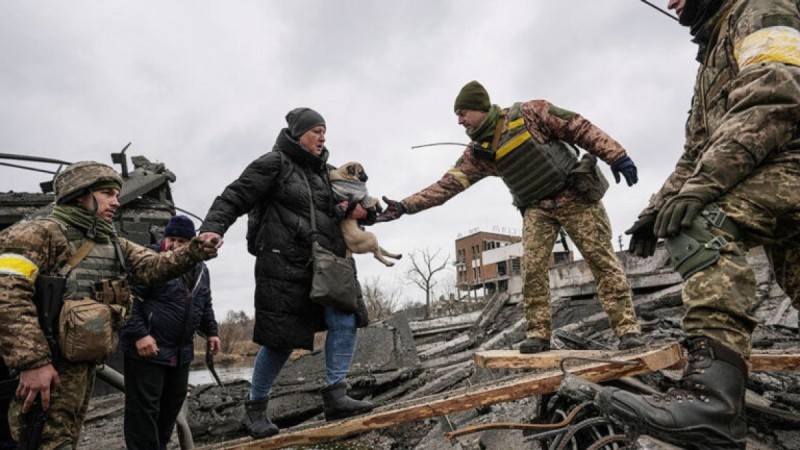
[
  {"x1": 402, "y1": 99, "x2": 629, "y2": 213},
  {"x1": 643, "y1": 0, "x2": 800, "y2": 215},
  {"x1": 0, "y1": 218, "x2": 204, "y2": 372}
]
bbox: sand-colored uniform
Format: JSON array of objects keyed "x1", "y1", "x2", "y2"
[
  {"x1": 641, "y1": 0, "x2": 800, "y2": 356},
  {"x1": 403, "y1": 99, "x2": 640, "y2": 340},
  {"x1": 0, "y1": 218, "x2": 205, "y2": 449}
]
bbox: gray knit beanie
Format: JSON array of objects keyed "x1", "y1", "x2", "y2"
[{"x1": 286, "y1": 107, "x2": 326, "y2": 139}]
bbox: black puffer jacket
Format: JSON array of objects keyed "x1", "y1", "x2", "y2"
[
  {"x1": 200, "y1": 129, "x2": 347, "y2": 350},
  {"x1": 120, "y1": 242, "x2": 218, "y2": 367}
]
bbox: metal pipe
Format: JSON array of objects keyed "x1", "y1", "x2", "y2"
[{"x1": 176, "y1": 392, "x2": 195, "y2": 449}]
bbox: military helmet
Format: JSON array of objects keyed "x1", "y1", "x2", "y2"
[{"x1": 54, "y1": 161, "x2": 123, "y2": 204}]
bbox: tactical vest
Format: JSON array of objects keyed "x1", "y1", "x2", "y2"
[
  {"x1": 485, "y1": 103, "x2": 578, "y2": 208},
  {"x1": 61, "y1": 226, "x2": 121, "y2": 300}
]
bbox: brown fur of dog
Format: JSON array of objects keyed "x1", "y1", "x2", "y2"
[{"x1": 329, "y1": 162, "x2": 402, "y2": 267}]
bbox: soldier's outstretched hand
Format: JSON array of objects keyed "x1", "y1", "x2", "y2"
[
  {"x1": 199, "y1": 231, "x2": 224, "y2": 249},
  {"x1": 188, "y1": 236, "x2": 219, "y2": 261},
  {"x1": 610, "y1": 156, "x2": 638, "y2": 186},
  {"x1": 375, "y1": 196, "x2": 406, "y2": 223},
  {"x1": 17, "y1": 363, "x2": 60, "y2": 412}
]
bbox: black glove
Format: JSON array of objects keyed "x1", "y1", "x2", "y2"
[
  {"x1": 375, "y1": 196, "x2": 406, "y2": 223},
  {"x1": 359, "y1": 208, "x2": 378, "y2": 227},
  {"x1": 610, "y1": 156, "x2": 638, "y2": 186},
  {"x1": 626, "y1": 213, "x2": 658, "y2": 258},
  {"x1": 654, "y1": 196, "x2": 705, "y2": 238}
]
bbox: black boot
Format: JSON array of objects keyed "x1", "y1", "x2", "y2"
[
  {"x1": 321, "y1": 381, "x2": 374, "y2": 421},
  {"x1": 597, "y1": 336, "x2": 748, "y2": 449},
  {"x1": 243, "y1": 398, "x2": 279, "y2": 439}
]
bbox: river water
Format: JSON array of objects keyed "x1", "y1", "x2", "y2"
[{"x1": 188, "y1": 364, "x2": 254, "y2": 386}]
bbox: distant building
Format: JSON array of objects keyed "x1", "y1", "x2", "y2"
[{"x1": 455, "y1": 229, "x2": 573, "y2": 298}]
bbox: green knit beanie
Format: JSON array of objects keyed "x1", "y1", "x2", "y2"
[{"x1": 454, "y1": 81, "x2": 491, "y2": 112}]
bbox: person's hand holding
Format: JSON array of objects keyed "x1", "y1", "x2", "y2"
[
  {"x1": 208, "y1": 336, "x2": 221, "y2": 355},
  {"x1": 188, "y1": 236, "x2": 219, "y2": 261},
  {"x1": 375, "y1": 197, "x2": 406, "y2": 223},
  {"x1": 136, "y1": 335, "x2": 159, "y2": 358},
  {"x1": 198, "y1": 232, "x2": 224, "y2": 249},
  {"x1": 17, "y1": 363, "x2": 60, "y2": 413}
]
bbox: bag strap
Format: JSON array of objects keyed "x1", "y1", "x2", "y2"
[
  {"x1": 298, "y1": 170, "x2": 320, "y2": 243},
  {"x1": 57, "y1": 240, "x2": 95, "y2": 277},
  {"x1": 489, "y1": 110, "x2": 507, "y2": 153}
]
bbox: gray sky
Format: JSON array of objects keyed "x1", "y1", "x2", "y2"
[{"x1": 1, "y1": 1, "x2": 698, "y2": 319}]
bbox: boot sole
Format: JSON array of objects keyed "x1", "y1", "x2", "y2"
[
  {"x1": 249, "y1": 427, "x2": 279, "y2": 439},
  {"x1": 324, "y1": 404, "x2": 375, "y2": 421},
  {"x1": 596, "y1": 392, "x2": 745, "y2": 450}
]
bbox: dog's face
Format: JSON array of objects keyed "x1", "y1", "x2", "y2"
[{"x1": 332, "y1": 161, "x2": 368, "y2": 182}]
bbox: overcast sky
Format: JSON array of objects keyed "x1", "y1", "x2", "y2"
[{"x1": 1, "y1": 1, "x2": 699, "y2": 319}]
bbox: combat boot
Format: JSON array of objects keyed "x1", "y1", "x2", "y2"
[
  {"x1": 597, "y1": 336, "x2": 747, "y2": 449},
  {"x1": 243, "y1": 398, "x2": 279, "y2": 439},
  {"x1": 618, "y1": 332, "x2": 644, "y2": 350},
  {"x1": 519, "y1": 337, "x2": 550, "y2": 354},
  {"x1": 321, "y1": 381, "x2": 374, "y2": 421}
]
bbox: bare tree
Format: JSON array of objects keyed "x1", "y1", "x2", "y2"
[
  {"x1": 361, "y1": 276, "x2": 400, "y2": 321},
  {"x1": 406, "y1": 248, "x2": 450, "y2": 319},
  {"x1": 216, "y1": 310, "x2": 254, "y2": 355}
]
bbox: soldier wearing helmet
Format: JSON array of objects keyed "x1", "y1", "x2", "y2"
[{"x1": 0, "y1": 160, "x2": 218, "y2": 449}]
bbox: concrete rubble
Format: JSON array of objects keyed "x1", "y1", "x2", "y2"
[{"x1": 80, "y1": 245, "x2": 800, "y2": 449}]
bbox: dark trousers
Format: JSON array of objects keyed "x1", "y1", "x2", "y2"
[{"x1": 123, "y1": 355, "x2": 190, "y2": 450}]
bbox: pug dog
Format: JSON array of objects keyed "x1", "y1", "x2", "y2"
[{"x1": 329, "y1": 162, "x2": 402, "y2": 267}]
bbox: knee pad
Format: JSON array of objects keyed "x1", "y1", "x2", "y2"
[{"x1": 665, "y1": 204, "x2": 739, "y2": 279}]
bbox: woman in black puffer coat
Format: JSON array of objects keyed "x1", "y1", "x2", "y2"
[{"x1": 198, "y1": 108, "x2": 372, "y2": 438}]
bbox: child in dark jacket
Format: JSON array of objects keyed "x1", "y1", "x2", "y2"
[{"x1": 120, "y1": 215, "x2": 220, "y2": 450}]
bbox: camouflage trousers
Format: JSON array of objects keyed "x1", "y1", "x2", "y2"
[
  {"x1": 682, "y1": 161, "x2": 800, "y2": 357},
  {"x1": 8, "y1": 361, "x2": 95, "y2": 450},
  {"x1": 522, "y1": 200, "x2": 640, "y2": 340}
]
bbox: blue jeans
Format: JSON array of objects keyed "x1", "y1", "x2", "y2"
[{"x1": 249, "y1": 306, "x2": 357, "y2": 400}]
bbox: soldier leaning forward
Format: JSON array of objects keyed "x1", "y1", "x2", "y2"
[
  {"x1": 377, "y1": 81, "x2": 644, "y2": 354},
  {"x1": 0, "y1": 161, "x2": 217, "y2": 450}
]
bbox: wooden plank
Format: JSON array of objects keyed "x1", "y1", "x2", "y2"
[
  {"x1": 203, "y1": 343, "x2": 682, "y2": 450},
  {"x1": 474, "y1": 347, "x2": 800, "y2": 372},
  {"x1": 748, "y1": 350, "x2": 800, "y2": 372}
]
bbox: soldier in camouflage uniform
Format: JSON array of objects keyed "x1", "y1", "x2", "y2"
[
  {"x1": 377, "y1": 81, "x2": 644, "y2": 353},
  {"x1": 0, "y1": 161, "x2": 217, "y2": 450},
  {"x1": 597, "y1": 1, "x2": 800, "y2": 448}
]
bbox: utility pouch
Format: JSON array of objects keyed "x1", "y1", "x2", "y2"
[
  {"x1": 569, "y1": 154, "x2": 609, "y2": 202},
  {"x1": 94, "y1": 276, "x2": 131, "y2": 323},
  {"x1": 58, "y1": 298, "x2": 122, "y2": 363}
]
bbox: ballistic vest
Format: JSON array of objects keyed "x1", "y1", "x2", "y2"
[
  {"x1": 59, "y1": 223, "x2": 121, "y2": 300},
  {"x1": 483, "y1": 103, "x2": 579, "y2": 208}
]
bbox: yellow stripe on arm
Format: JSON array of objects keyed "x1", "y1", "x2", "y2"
[
  {"x1": 0, "y1": 253, "x2": 39, "y2": 283},
  {"x1": 735, "y1": 26, "x2": 800, "y2": 69},
  {"x1": 446, "y1": 167, "x2": 471, "y2": 188}
]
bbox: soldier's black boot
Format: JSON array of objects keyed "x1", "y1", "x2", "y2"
[
  {"x1": 597, "y1": 336, "x2": 747, "y2": 449},
  {"x1": 321, "y1": 381, "x2": 374, "y2": 421},
  {"x1": 243, "y1": 398, "x2": 279, "y2": 439}
]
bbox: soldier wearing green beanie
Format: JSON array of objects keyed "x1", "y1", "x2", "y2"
[
  {"x1": 453, "y1": 80, "x2": 491, "y2": 112},
  {"x1": 378, "y1": 80, "x2": 643, "y2": 355}
]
